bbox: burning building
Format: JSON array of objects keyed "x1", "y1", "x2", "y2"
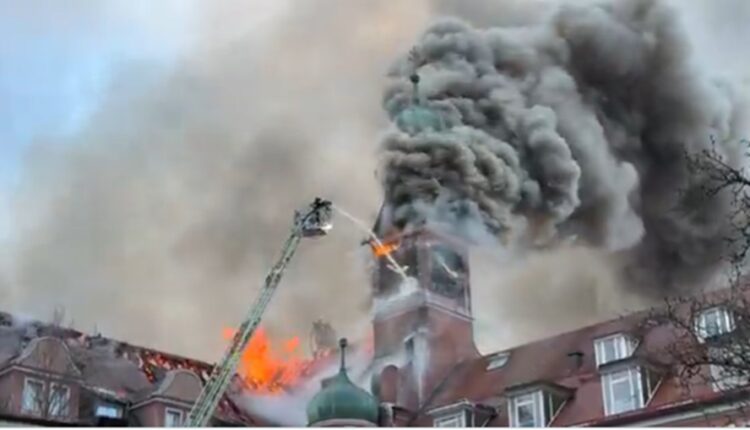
[
  {"x1": 2, "y1": 0, "x2": 750, "y2": 427},
  {"x1": 1, "y1": 231, "x2": 749, "y2": 427},
  {"x1": 0, "y1": 311, "x2": 271, "y2": 426},
  {"x1": 0, "y1": 311, "x2": 348, "y2": 426}
]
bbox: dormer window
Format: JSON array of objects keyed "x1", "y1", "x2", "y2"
[
  {"x1": 21, "y1": 378, "x2": 44, "y2": 415},
  {"x1": 165, "y1": 408, "x2": 184, "y2": 427},
  {"x1": 509, "y1": 392, "x2": 542, "y2": 427},
  {"x1": 433, "y1": 412, "x2": 466, "y2": 427},
  {"x1": 95, "y1": 403, "x2": 123, "y2": 418},
  {"x1": 601, "y1": 366, "x2": 659, "y2": 416},
  {"x1": 429, "y1": 401, "x2": 475, "y2": 427},
  {"x1": 594, "y1": 333, "x2": 637, "y2": 366},
  {"x1": 49, "y1": 383, "x2": 70, "y2": 417},
  {"x1": 507, "y1": 385, "x2": 569, "y2": 427},
  {"x1": 696, "y1": 307, "x2": 734, "y2": 342}
]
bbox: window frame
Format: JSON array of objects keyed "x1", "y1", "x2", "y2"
[
  {"x1": 594, "y1": 333, "x2": 636, "y2": 366},
  {"x1": 95, "y1": 403, "x2": 123, "y2": 419},
  {"x1": 601, "y1": 367, "x2": 645, "y2": 416},
  {"x1": 48, "y1": 382, "x2": 71, "y2": 417},
  {"x1": 21, "y1": 377, "x2": 45, "y2": 415},
  {"x1": 696, "y1": 307, "x2": 735, "y2": 342},
  {"x1": 165, "y1": 407, "x2": 184, "y2": 427},
  {"x1": 433, "y1": 411, "x2": 466, "y2": 427},
  {"x1": 509, "y1": 391, "x2": 543, "y2": 427}
]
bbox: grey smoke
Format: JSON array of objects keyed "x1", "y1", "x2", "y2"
[
  {"x1": 380, "y1": 0, "x2": 750, "y2": 295},
  {"x1": 0, "y1": 0, "x2": 748, "y2": 373},
  {"x1": 2, "y1": 1, "x2": 429, "y2": 359}
]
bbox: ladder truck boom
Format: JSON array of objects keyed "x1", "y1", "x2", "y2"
[{"x1": 187, "y1": 198, "x2": 333, "y2": 427}]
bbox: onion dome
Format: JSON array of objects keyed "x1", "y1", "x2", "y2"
[
  {"x1": 306, "y1": 338, "x2": 379, "y2": 426},
  {"x1": 395, "y1": 74, "x2": 446, "y2": 135}
]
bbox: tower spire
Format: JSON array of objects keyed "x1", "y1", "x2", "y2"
[
  {"x1": 394, "y1": 72, "x2": 445, "y2": 135},
  {"x1": 410, "y1": 73, "x2": 421, "y2": 105},
  {"x1": 339, "y1": 337, "x2": 348, "y2": 372}
]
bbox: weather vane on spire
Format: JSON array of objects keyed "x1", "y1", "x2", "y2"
[
  {"x1": 392, "y1": 45, "x2": 446, "y2": 134},
  {"x1": 339, "y1": 338, "x2": 348, "y2": 372},
  {"x1": 410, "y1": 73, "x2": 421, "y2": 104}
]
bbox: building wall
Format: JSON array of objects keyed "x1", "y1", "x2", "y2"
[
  {"x1": 131, "y1": 402, "x2": 161, "y2": 426},
  {"x1": 0, "y1": 368, "x2": 24, "y2": 413},
  {"x1": 0, "y1": 419, "x2": 37, "y2": 427},
  {"x1": 0, "y1": 367, "x2": 80, "y2": 422}
]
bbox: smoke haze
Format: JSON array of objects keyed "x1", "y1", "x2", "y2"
[{"x1": 1, "y1": 0, "x2": 749, "y2": 364}]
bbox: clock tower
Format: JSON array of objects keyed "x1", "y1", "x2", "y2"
[{"x1": 369, "y1": 204, "x2": 479, "y2": 410}]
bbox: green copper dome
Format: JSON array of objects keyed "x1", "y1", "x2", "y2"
[
  {"x1": 306, "y1": 339, "x2": 379, "y2": 426},
  {"x1": 395, "y1": 74, "x2": 446, "y2": 135}
]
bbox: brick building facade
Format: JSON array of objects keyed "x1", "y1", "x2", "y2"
[{"x1": 363, "y1": 219, "x2": 750, "y2": 427}]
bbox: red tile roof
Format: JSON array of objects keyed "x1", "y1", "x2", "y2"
[
  {"x1": 0, "y1": 311, "x2": 259, "y2": 425},
  {"x1": 414, "y1": 303, "x2": 730, "y2": 426}
]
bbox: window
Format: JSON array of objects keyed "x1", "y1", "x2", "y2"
[
  {"x1": 601, "y1": 367, "x2": 659, "y2": 416},
  {"x1": 95, "y1": 404, "x2": 123, "y2": 418},
  {"x1": 405, "y1": 337, "x2": 415, "y2": 358},
  {"x1": 594, "y1": 334, "x2": 636, "y2": 366},
  {"x1": 602, "y1": 368, "x2": 641, "y2": 415},
  {"x1": 710, "y1": 364, "x2": 748, "y2": 392},
  {"x1": 165, "y1": 408, "x2": 184, "y2": 427},
  {"x1": 434, "y1": 412, "x2": 466, "y2": 427},
  {"x1": 487, "y1": 352, "x2": 510, "y2": 371},
  {"x1": 510, "y1": 392, "x2": 541, "y2": 427},
  {"x1": 21, "y1": 378, "x2": 44, "y2": 415},
  {"x1": 696, "y1": 307, "x2": 734, "y2": 341},
  {"x1": 49, "y1": 383, "x2": 70, "y2": 417},
  {"x1": 508, "y1": 390, "x2": 566, "y2": 427}
]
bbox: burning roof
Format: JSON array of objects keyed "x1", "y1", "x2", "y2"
[{"x1": 0, "y1": 310, "x2": 341, "y2": 425}]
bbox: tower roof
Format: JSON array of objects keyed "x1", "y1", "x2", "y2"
[
  {"x1": 306, "y1": 338, "x2": 379, "y2": 426},
  {"x1": 395, "y1": 74, "x2": 446, "y2": 135}
]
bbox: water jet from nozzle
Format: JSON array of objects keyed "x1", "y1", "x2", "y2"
[{"x1": 331, "y1": 204, "x2": 409, "y2": 282}]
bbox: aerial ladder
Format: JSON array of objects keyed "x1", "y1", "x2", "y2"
[{"x1": 186, "y1": 198, "x2": 333, "y2": 427}]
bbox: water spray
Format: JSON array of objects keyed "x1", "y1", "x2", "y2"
[{"x1": 331, "y1": 204, "x2": 409, "y2": 282}]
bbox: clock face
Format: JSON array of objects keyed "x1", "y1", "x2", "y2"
[
  {"x1": 375, "y1": 244, "x2": 419, "y2": 296},
  {"x1": 429, "y1": 245, "x2": 466, "y2": 299}
]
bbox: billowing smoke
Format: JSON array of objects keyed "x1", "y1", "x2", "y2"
[
  {"x1": 1, "y1": 1, "x2": 432, "y2": 360},
  {"x1": 1, "y1": 0, "x2": 749, "y2": 379},
  {"x1": 379, "y1": 0, "x2": 749, "y2": 295}
]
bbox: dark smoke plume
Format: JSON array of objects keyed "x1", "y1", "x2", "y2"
[{"x1": 380, "y1": 0, "x2": 749, "y2": 294}]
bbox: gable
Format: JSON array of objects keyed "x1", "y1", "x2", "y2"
[{"x1": 16, "y1": 337, "x2": 81, "y2": 377}]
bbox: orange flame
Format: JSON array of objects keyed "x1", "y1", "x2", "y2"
[
  {"x1": 223, "y1": 327, "x2": 311, "y2": 395},
  {"x1": 370, "y1": 240, "x2": 400, "y2": 258}
]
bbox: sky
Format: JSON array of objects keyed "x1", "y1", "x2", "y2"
[
  {"x1": 0, "y1": 0, "x2": 287, "y2": 239},
  {"x1": 0, "y1": 2, "x2": 188, "y2": 175},
  {"x1": 0, "y1": 1, "x2": 188, "y2": 240},
  {"x1": 0, "y1": 0, "x2": 749, "y2": 359}
]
